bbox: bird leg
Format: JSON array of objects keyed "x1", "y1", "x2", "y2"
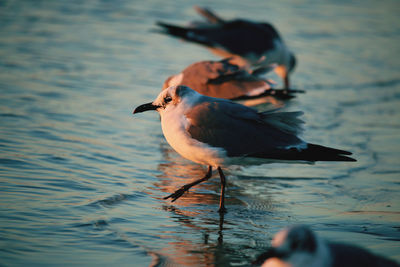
[
  {"x1": 217, "y1": 167, "x2": 227, "y2": 213},
  {"x1": 164, "y1": 166, "x2": 213, "y2": 202},
  {"x1": 274, "y1": 65, "x2": 290, "y2": 89},
  {"x1": 284, "y1": 75, "x2": 290, "y2": 90}
]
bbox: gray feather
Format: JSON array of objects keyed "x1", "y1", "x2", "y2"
[
  {"x1": 260, "y1": 109, "x2": 304, "y2": 135},
  {"x1": 185, "y1": 97, "x2": 304, "y2": 157}
]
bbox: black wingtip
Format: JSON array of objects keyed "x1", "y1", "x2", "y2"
[
  {"x1": 231, "y1": 88, "x2": 305, "y2": 101},
  {"x1": 155, "y1": 21, "x2": 168, "y2": 27},
  {"x1": 155, "y1": 21, "x2": 190, "y2": 39},
  {"x1": 155, "y1": 21, "x2": 182, "y2": 30},
  {"x1": 306, "y1": 144, "x2": 357, "y2": 162},
  {"x1": 267, "y1": 89, "x2": 305, "y2": 99},
  {"x1": 335, "y1": 155, "x2": 357, "y2": 162}
]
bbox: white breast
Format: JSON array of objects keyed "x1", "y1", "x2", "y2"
[{"x1": 159, "y1": 100, "x2": 227, "y2": 168}]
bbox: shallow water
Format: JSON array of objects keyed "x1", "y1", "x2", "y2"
[{"x1": 0, "y1": 0, "x2": 399, "y2": 266}]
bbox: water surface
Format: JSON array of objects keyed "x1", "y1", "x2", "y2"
[{"x1": 0, "y1": 0, "x2": 399, "y2": 266}]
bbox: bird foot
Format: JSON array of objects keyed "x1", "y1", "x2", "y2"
[{"x1": 163, "y1": 185, "x2": 190, "y2": 202}]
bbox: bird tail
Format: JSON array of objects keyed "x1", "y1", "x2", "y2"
[
  {"x1": 247, "y1": 88, "x2": 305, "y2": 100},
  {"x1": 156, "y1": 21, "x2": 190, "y2": 39},
  {"x1": 155, "y1": 21, "x2": 213, "y2": 46},
  {"x1": 194, "y1": 6, "x2": 224, "y2": 24},
  {"x1": 299, "y1": 143, "x2": 356, "y2": 162}
]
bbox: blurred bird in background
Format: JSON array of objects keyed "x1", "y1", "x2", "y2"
[{"x1": 156, "y1": 6, "x2": 297, "y2": 89}]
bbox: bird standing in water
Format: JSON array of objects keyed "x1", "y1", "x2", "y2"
[
  {"x1": 133, "y1": 86, "x2": 355, "y2": 212},
  {"x1": 163, "y1": 58, "x2": 302, "y2": 102}
]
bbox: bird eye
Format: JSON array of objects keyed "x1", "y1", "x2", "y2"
[{"x1": 164, "y1": 96, "x2": 172, "y2": 103}]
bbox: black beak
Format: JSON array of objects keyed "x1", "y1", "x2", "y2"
[{"x1": 133, "y1": 102, "x2": 160, "y2": 114}]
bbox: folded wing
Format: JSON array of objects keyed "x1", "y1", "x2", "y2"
[{"x1": 185, "y1": 99, "x2": 355, "y2": 162}]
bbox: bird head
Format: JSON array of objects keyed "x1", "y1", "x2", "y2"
[
  {"x1": 133, "y1": 85, "x2": 198, "y2": 114},
  {"x1": 253, "y1": 225, "x2": 318, "y2": 267}
]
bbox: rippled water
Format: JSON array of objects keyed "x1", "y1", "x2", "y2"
[{"x1": 1, "y1": 0, "x2": 399, "y2": 266}]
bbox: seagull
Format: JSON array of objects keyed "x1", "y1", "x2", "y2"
[
  {"x1": 133, "y1": 86, "x2": 355, "y2": 212},
  {"x1": 156, "y1": 6, "x2": 296, "y2": 89},
  {"x1": 253, "y1": 225, "x2": 399, "y2": 267},
  {"x1": 163, "y1": 58, "x2": 303, "y2": 101}
]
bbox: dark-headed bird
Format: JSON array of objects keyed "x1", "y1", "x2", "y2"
[
  {"x1": 156, "y1": 6, "x2": 296, "y2": 89},
  {"x1": 133, "y1": 86, "x2": 355, "y2": 212}
]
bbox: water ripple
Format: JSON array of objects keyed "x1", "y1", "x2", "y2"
[{"x1": 0, "y1": 0, "x2": 399, "y2": 265}]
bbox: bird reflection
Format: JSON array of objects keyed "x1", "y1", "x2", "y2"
[
  {"x1": 147, "y1": 203, "x2": 227, "y2": 267},
  {"x1": 148, "y1": 141, "x2": 236, "y2": 266},
  {"x1": 163, "y1": 204, "x2": 225, "y2": 246},
  {"x1": 148, "y1": 141, "x2": 282, "y2": 266}
]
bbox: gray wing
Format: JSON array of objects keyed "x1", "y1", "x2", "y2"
[{"x1": 185, "y1": 98, "x2": 304, "y2": 157}]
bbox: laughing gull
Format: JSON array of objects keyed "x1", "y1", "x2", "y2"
[
  {"x1": 133, "y1": 86, "x2": 355, "y2": 212},
  {"x1": 163, "y1": 58, "x2": 302, "y2": 101},
  {"x1": 156, "y1": 6, "x2": 296, "y2": 89},
  {"x1": 253, "y1": 225, "x2": 399, "y2": 267}
]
